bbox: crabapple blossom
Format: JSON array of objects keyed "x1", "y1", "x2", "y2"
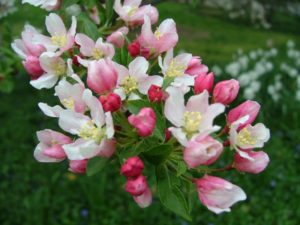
[
  {"x1": 121, "y1": 156, "x2": 144, "y2": 178},
  {"x1": 195, "y1": 175, "x2": 246, "y2": 214},
  {"x1": 33, "y1": 13, "x2": 76, "y2": 54},
  {"x1": 184, "y1": 134, "x2": 223, "y2": 168},
  {"x1": 164, "y1": 87, "x2": 225, "y2": 146},
  {"x1": 99, "y1": 93, "x2": 122, "y2": 112},
  {"x1": 22, "y1": 0, "x2": 62, "y2": 11},
  {"x1": 194, "y1": 72, "x2": 215, "y2": 94},
  {"x1": 185, "y1": 56, "x2": 209, "y2": 76},
  {"x1": 69, "y1": 159, "x2": 88, "y2": 174},
  {"x1": 114, "y1": 0, "x2": 158, "y2": 26},
  {"x1": 147, "y1": 84, "x2": 166, "y2": 103},
  {"x1": 139, "y1": 16, "x2": 178, "y2": 55},
  {"x1": 128, "y1": 107, "x2": 156, "y2": 137},
  {"x1": 107, "y1": 27, "x2": 129, "y2": 48},
  {"x1": 34, "y1": 129, "x2": 72, "y2": 162},
  {"x1": 234, "y1": 150, "x2": 270, "y2": 174},
  {"x1": 125, "y1": 175, "x2": 148, "y2": 196},
  {"x1": 213, "y1": 79, "x2": 240, "y2": 105},
  {"x1": 133, "y1": 187, "x2": 152, "y2": 208},
  {"x1": 23, "y1": 56, "x2": 44, "y2": 79}
]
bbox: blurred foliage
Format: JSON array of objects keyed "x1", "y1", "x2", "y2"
[{"x1": 1, "y1": 1, "x2": 300, "y2": 225}]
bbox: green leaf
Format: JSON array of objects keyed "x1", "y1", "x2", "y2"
[
  {"x1": 162, "y1": 77, "x2": 175, "y2": 90},
  {"x1": 119, "y1": 141, "x2": 145, "y2": 160},
  {"x1": 152, "y1": 105, "x2": 166, "y2": 141},
  {"x1": 78, "y1": 15, "x2": 100, "y2": 41},
  {"x1": 62, "y1": 0, "x2": 80, "y2": 8},
  {"x1": 87, "y1": 157, "x2": 109, "y2": 176},
  {"x1": 143, "y1": 144, "x2": 173, "y2": 165},
  {"x1": 126, "y1": 99, "x2": 151, "y2": 114},
  {"x1": 105, "y1": 0, "x2": 114, "y2": 24},
  {"x1": 156, "y1": 165, "x2": 192, "y2": 221},
  {"x1": 176, "y1": 161, "x2": 188, "y2": 177}
]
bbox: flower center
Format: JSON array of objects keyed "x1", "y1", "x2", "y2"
[
  {"x1": 127, "y1": 7, "x2": 138, "y2": 17},
  {"x1": 237, "y1": 128, "x2": 256, "y2": 146},
  {"x1": 51, "y1": 34, "x2": 67, "y2": 47},
  {"x1": 54, "y1": 61, "x2": 66, "y2": 76},
  {"x1": 62, "y1": 98, "x2": 75, "y2": 110},
  {"x1": 78, "y1": 121, "x2": 105, "y2": 143},
  {"x1": 121, "y1": 76, "x2": 138, "y2": 94},
  {"x1": 183, "y1": 111, "x2": 202, "y2": 136},
  {"x1": 165, "y1": 60, "x2": 186, "y2": 77},
  {"x1": 92, "y1": 48, "x2": 103, "y2": 59},
  {"x1": 154, "y1": 30, "x2": 162, "y2": 40}
]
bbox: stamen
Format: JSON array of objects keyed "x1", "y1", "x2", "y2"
[
  {"x1": 121, "y1": 76, "x2": 138, "y2": 94},
  {"x1": 78, "y1": 121, "x2": 105, "y2": 143},
  {"x1": 183, "y1": 111, "x2": 202, "y2": 136},
  {"x1": 165, "y1": 60, "x2": 186, "y2": 77},
  {"x1": 237, "y1": 128, "x2": 256, "y2": 146},
  {"x1": 51, "y1": 33, "x2": 67, "y2": 47}
]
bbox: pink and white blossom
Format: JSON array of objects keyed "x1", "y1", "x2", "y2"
[
  {"x1": 75, "y1": 33, "x2": 115, "y2": 63},
  {"x1": 34, "y1": 13, "x2": 76, "y2": 54},
  {"x1": 114, "y1": 0, "x2": 158, "y2": 26},
  {"x1": 34, "y1": 129, "x2": 72, "y2": 162},
  {"x1": 121, "y1": 156, "x2": 144, "y2": 178},
  {"x1": 99, "y1": 93, "x2": 122, "y2": 112},
  {"x1": 22, "y1": 0, "x2": 62, "y2": 11},
  {"x1": 107, "y1": 27, "x2": 129, "y2": 48},
  {"x1": 184, "y1": 134, "x2": 223, "y2": 168},
  {"x1": 194, "y1": 72, "x2": 215, "y2": 94},
  {"x1": 125, "y1": 175, "x2": 148, "y2": 196},
  {"x1": 185, "y1": 56, "x2": 208, "y2": 76},
  {"x1": 114, "y1": 56, "x2": 163, "y2": 100},
  {"x1": 139, "y1": 16, "x2": 178, "y2": 55},
  {"x1": 213, "y1": 79, "x2": 240, "y2": 105},
  {"x1": 195, "y1": 175, "x2": 246, "y2": 214},
  {"x1": 58, "y1": 89, "x2": 115, "y2": 160},
  {"x1": 133, "y1": 187, "x2": 152, "y2": 208},
  {"x1": 164, "y1": 87, "x2": 225, "y2": 146},
  {"x1": 69, "y1": 159, "x2": 88, "y2": 174}
]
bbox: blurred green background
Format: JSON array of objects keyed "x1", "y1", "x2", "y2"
[{"x1": 1, "y1": 1, "x2": 300, "y2": 224}]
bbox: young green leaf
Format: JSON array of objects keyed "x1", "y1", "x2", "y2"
[
  {"x1": 87, "y1": 157, "x2": 109, "y2": 176},
  {"x1": 143, "y1": 144, "x2": 173, "y2": 165}
]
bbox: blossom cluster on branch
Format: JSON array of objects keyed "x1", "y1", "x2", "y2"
[{"x1": 13, "y1": 0, "x2": 270, "y2": 219}]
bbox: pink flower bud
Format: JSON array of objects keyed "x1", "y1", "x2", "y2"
[
  {"x1": 227, "y1": 100, "x2": 261, "y2": 129},
  {"x1": 185, "y1": 57, "x2": 208, "y2": 76},
  {"x1": 133, "y1": 187, "x2": 152, "y2": 208},
  {"x1": 213, "y1": 79, "x2": 240, "y2": 105},
  {"x1": 128, "y1": 39, "x2": 141, "y2": 57},
  {"x1": 87, "y1": 59, "x2": 118, "y2": 94},
  {"x1": 23, "y1": 55, "x2": 44, "y2": 79},
  {"x1": 107, "y1": 27, "x2": 129, "y2": 48},
  {"x1": 195, "y1": 175, "x2": 246, "y2": 214},
  {"x1": 128, "y1": 107, "x2": 156, "y2": 137},
  {"x1": 43, "y1": 144, "x2": 66, "y2": 159},
  {"x1": 194, "y1": 72, "x2": 214, "y2": 94},
  {"x1": 165, "y1": 128, "x2": 172, "y2": 141},
  {"x1": 99, "y1": 93, "x2": 121, "y2": 112},
  {"x1": 234, "y1": 150, "x2": 269, "y2": 174},
  {"x1": 69, "y1": 159, "x2": 88, "y2": 174},
  {"x1": 121, "y1": 156, "x2": 144, "y2": 178},
  {"x1": 125, "y1": 175, "x2": 147, "y2": 196},
  {"x1": 184, "y1": 135, "x2": 223, "y2": 168},
  {"x1": 148, "y1": 84, "x2": 164, "y2": 103},
  {"x1": 72, "y1": 55, "x2": 80, "y2": 67}
]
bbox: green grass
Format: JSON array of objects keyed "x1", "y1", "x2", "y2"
[{"x1": 1, "y1": 2, "x2": 300, "y2": 225}]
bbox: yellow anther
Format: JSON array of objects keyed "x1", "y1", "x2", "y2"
[
  {"x1": 62, "y1": 98, "x2": 75, "y2": 110},
  {"x1": 237, "y1": 128, "x2": 256, "y2": 146},
  {"x1": 54, "y1": 61, "x2": 66, "y2": 76},
  {"x1": 183, "y1": 111, "x2": 202, "y2": 135},
  {"x1": 121, "y1": 76, "x2": 138, "y2": 94},
  {"x1": 78, "y1": 121, "x2": 105, "y2": 143},
  {"x1": 154, "y1": 29, "x2": 162, "y2": 39},
  {"x1": 165, "y1": 60, "x2": 186, "y2": 77},
  {"x1": 92, "y1": 48, "x2": 104, "y2": 59},
  {"x1": 51, "y1": 34, "x2": 67, "y2": 47},
  {"x1": 127, "y1": 7, "x2": 138, "y2": 17}
]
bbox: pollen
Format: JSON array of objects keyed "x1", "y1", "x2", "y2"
[
  {"x1": 78, "y1": 121, "x2": 105, "y2": 143},
  {"x1": 62, "y1": 98, "x2": 75, "y2": 110},
  {"x1": 121, "y1": 76, "x2": 138, "y2": 94},
  {"x1": 237, "y1": 128, "x2": 256, "y2": 146},
  {"x1": 54, "y1": 61, "x2": 66, "y2": 76},
  {"x1": 51, "y1": 34, "x2": 67, "y2": 47},
  {"x1": 165, "y1": 60, "x2": 186, "y2": 77},
  {"x1": 92, "y1": 48, "x2": 104, "y2": 59},
  {"x1": 127, "y1": 7, "x2": 138, "y2": 17},
  {"x1": 183, "y1": 111, "x2": 202, "y2": 136},
  {"x1": 154, "y1": 30, "x2": 162, "y2": 39}
]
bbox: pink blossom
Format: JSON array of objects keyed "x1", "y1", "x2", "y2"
[
  {"x1": 23, "y1": 55, "x2": 44, "y2": 79},
  {"x1": 107, "y1": 27, "x2": 129, "y2": 48},
  {"x1": 227, "y1": 100, "x2": 261, "y2": 129},
  {"x1": 22, "y1": 0, "x2": 62, "y2": 11},
  {"x1": 33, "y1": 13, "x2": 76, "y2": 54},
  {"x1": 164, "y1": 87, "x2": 225, "y2": 146},
  {"x1": 139, "y1": 16, "x2": 178, "y2": 55},
  {"x1": 69, "y1": 159, "x2": 88, "y2": 174},
  {"x1": 213, "y1": 79, "x2": 240, "y2": 105},
  {"x1": 185, "y1": 56, "x2": 208, "y2": 76},
  {"x1": 87, "y1": 58, "x2": 118, "y2": 94},
  {"x1": 148, "y1": 84, "x2": 166, "y2": 103},
  {"x1": 195, "y1": 175, "x2": 246, "y2": 214},
  {"x1": 184, "y1": 134, "x2": 223, "y2": 168},
  {"x1": 194, "y1": 72, "x2": 215, "y2": 94},
  {"x1": 121, "y1": 156, "x2": 144, "y2": 178},
  {"x1": 114, "y1": 0, "x2": 158, "y2": 26},
  {"x1": 234, "y1": 150, "x2": 269, "y2": 174},
  {"x1": 125, "y1": 175, "x2": 148, "y2": 196},
  {"x1": 34, "y1": 129, "x2": 72, "y2": 162},
  {"x1": 128, "y1": 107, "x2": 156, "y2": 137},
  {"x1": 133, "y1": 187, "x2": 152, "y2": 208},
  {"x1": 99, "y1": 93, "x2": 122, "y2": 112}
]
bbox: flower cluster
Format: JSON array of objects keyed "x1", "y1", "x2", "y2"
[{"x1": 13, "y1": 0, "x2": 270, "y2": 219}]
